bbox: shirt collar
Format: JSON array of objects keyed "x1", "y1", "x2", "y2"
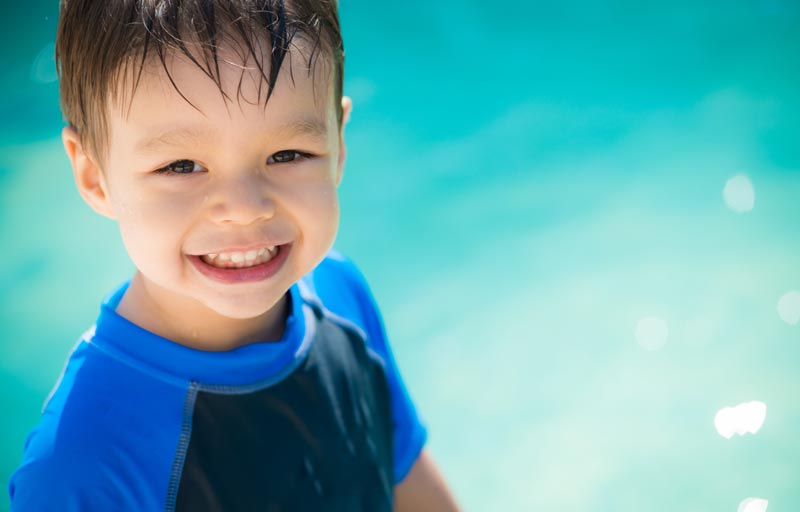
[{"x1": 91, "y1": 279, "x2": 309, "y2": 386}]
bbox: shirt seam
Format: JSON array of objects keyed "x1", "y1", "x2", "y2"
[{"x1": 164, "y1": 382, "x2": 199, "y2": 512}]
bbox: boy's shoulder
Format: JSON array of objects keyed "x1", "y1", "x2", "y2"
[
  {"x1": 298, "y1": 249, "x2": 387, "y2": 348},
  {"x1": 8, "y1": 329, "x2": 183, "y2": 510}
]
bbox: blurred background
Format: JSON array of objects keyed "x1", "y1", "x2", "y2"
[{"x1": 1, "y1": 1, "x2": 799, "y2": 510}]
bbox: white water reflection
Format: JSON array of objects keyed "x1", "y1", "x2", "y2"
[
  {"x1": 635, "y1": 316, "x2": 668, "y2": 351},
  {"x1": 714, "y1": 401, "x2": 767, "y2": 439},
  {"x1": 777, "y1": 290, "x2": 800, "y2": 325},
  {"x1": 738, "y1": 497, "x2": 768, "y2": 512},
  {"x1": 723, "y1": 175, "x2": 755, "y2": 213}
]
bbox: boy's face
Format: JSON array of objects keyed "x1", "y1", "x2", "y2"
[{"x1": 66, "y1": 42, "x2": 351, "y2": 333}]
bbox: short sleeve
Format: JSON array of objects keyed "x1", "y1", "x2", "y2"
[
  {"x1": 9, "y1": 342, "x2": 177, "y2": 512},
  {"x1": 9, "y1": 456, "x2": 123, "y2": 512},
  {"x1": 303, "y1": 251, "x2": 428, "y2": 483},
  {"x1": 9, "y1": 351, "x2": 128, "y2": 512}
]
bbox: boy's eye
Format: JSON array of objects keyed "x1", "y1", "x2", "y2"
[
  {"x1": 267, "y1": 150, "x2": 308, "y2": 165},
  {"x1": 154, "y1": 159, "x2": 204, "y2": 175}
]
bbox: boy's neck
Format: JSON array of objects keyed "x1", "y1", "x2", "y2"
[{"x1": 114, "y1": 271, "x2": 290, "y2": 352}]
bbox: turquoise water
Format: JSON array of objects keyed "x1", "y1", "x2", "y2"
[{"x1": 2, "y1": 1, "x2": 799, "y2": 510}]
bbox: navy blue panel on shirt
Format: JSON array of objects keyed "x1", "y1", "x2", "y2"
[{"x1": 173, "y1": 305, "x2": 394, "y2": 512}]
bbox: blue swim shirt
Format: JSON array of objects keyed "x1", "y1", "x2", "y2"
[{"x1": 8, "y1": 251, "x2": 427, "y2": 511}]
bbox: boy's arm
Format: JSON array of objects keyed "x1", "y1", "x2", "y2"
[{"x1": 394, "y1": 448, "x2": 461, "y2": 512}]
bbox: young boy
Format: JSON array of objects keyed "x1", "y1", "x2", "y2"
[{"x1": 9, "y1": 1, "x2": 459, "y2": 510}]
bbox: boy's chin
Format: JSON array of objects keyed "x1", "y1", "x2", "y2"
[{"x1": 203, "y1": 291, "x2": 288, "y2": 320}]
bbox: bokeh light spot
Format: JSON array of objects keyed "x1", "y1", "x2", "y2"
[
  {"x1": 30, "y1": 42, "x2": 58, "y2": 84},
  {"x1": 714, "y1": 401, "x2": 767, "y2": 439},
  {"x1": 723, "y1": 175, "x2": 755, "y2": 213},
  {"x1": 738, "y1": 497, "x2": 768, "y2": 512},
  {"x1": 777, "y1": 290, "x2": 800, "y2": 325},
  {"x1": 635, "y1": 316, "x2": 668, "y2": 351}
]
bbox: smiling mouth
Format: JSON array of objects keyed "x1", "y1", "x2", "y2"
[{"x1": 199, "y1": 245, "x2": 281, "y2": 269}]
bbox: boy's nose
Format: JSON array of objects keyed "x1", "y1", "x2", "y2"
[{"x1": 205, "y1": 173, "x2": 277, "y2": 225}]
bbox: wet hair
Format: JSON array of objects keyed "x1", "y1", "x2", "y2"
[{"x1": 55, "y1": 0, "x2": 344, "y2": 162}]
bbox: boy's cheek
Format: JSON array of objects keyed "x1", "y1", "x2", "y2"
[
  {"x1": 113, "y1": 196, "x2": 194, "y2": 255},
  {"x1": 117, "y1": 187, "x2": 199, "y2": 223}
]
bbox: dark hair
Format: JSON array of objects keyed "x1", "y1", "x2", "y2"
[{"x1": 56, "y1": 0, "x2": 344, "y2": 162}]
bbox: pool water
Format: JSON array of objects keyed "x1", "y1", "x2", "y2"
[{"x1": 1, "y1": 1, "x2": 799, "y2": 510}]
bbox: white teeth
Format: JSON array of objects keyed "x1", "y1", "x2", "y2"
[{"x1": 199, "y1": 246, "x2": 280, "y2": 269}]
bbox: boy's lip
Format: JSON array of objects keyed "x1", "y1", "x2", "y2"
[{"x1": 187, "y1": 243, "x2": 291, "y2": 284}]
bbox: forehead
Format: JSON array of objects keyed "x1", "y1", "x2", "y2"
[{"x1": 110, "y1": 37, "x2": 336, "y2": 136}]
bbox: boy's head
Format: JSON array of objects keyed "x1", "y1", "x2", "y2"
[
  {"x1": 57, "y1": 0, "x2": 347, "y2": 163},
  {"x1": 56, "y1": 0, "x2": 354, "y2": 332}
]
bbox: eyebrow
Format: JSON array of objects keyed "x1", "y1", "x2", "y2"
[
  {"x1": 272, "y1": 116, "x2": 330, "y2": 143},
  {"x1": 135, "y1": 127, "x2": 215, "y2": 154},
  {"x1": 134, "y1": 116, "x2": 330, "y2": 154}
]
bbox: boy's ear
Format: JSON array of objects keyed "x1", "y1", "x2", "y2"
[
  {"x1": 335, "y1": 96, "x2": 353, "y2": 187},
  {"x1": 62, "y1": 127, "x2": 116, "y2": 220},
  {"x1": 341, "y1": 95, "x2": 352, "y2": 127}
]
